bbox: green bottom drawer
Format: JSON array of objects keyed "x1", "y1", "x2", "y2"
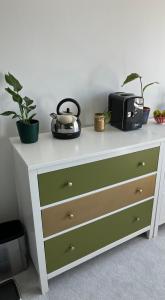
[{"x1": 45, "y1": 200, "x2": 153, "y2": 273}]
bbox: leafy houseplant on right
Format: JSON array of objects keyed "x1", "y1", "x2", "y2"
[
  {"x1": 122, "y1": 73, "x2": 159, "y2": 124},
  {"x1": 1, "y1": 73, "x2": 39, "y2": 143}
]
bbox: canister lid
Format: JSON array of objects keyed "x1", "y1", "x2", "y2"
[{"x1": 0, "y1": 220, "x2": 25, "y2": 244}]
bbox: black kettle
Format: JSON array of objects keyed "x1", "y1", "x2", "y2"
[{"x1": 50, "y1": 98, "x2": 81, "y2": 139}]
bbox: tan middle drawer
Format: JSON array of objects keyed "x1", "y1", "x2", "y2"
[{"x1": 42, "y1": 175, "x2": 156, "y2": 237}]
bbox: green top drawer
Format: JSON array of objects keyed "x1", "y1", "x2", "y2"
[
  {"x1": 38, "y1": 147, "x2": 159, "y2": 206},
  {"x1": 45, "y1": 199, "x2": 153, "y2": 273}
]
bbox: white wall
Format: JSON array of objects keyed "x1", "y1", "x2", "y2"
[{"x1": 1, "y1": 0, "x2": 165, "y2": 221}]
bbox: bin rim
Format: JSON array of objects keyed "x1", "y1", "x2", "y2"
[{"x1": 0, "y1": 220, "x2": 25, "y2": 245}]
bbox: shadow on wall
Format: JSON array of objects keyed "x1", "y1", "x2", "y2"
[
  {"x1": 81, "y1": 91, "x2": 113, "y2": 126},
  {"x1": 0, "y1": 136, "x2": 18, "y2": 222}
]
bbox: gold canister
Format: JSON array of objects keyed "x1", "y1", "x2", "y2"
[{"x1": 94, "y1": 113, "x2": 105, "y2": 132}]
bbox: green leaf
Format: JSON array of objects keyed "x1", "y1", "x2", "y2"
[
  {"x1": 5, "y1": 87, "x2": 22, "y2": 104},
  {"x1": 5, "y1": 87, "x2": 16, "y2": 97},
  {"x1": 24, "y1": 96, "x2": 34, "y2": 106},
  {"x1": 29, "y1": 113, "x2": 36, "y2": 120},
  {"x1": 122, "y1": 73, "x2": 141, "y2": 86},
  {"x1": 143, "y1": 82, "x2": 159, "y2": 93},
  {"x1": 12, "y1": 114, "x2": 19, "y2": 119},
  {"x1": 5, "y1": 72, "x2": 23, "y2": 92},
  {"x1": 28, "y1": 105, "x2": 36, "y2": 110},
  {"x1": 12, "y1": 93, "x2": 23, "y2": 104},
  {"x1": 0, "y1": 111, "x2": 16, "y2": 116},
  {"x1": 104, "y1": 111, "x2": 111, "y2": 124},
  {"x1": 5, "y1": 87, "x2": 23, "y2": 103}
]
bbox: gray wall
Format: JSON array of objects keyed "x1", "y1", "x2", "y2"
[{"x1": 1, "y1": 0, "x2": 165, "y2": 221}]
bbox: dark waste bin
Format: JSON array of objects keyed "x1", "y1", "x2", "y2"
[
  {"x1": 0, "y1": 279, "x2": 22, "y2": 300},
  {"x1": 0, "y1": 220, "x2": 28, "y2": 281}
]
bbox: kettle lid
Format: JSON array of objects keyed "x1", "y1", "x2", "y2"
[{"x1": 62, "y1": 107, "x2": 73, "y2": 115}]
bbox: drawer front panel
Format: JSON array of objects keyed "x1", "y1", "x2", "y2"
[
  {"x1": 45, "y1": 200, "x2": 153, "y2": 273},
  {"x1": 38, "y1": 148, "x2": 159, "y2": 206},
  {"x1": 42, "y1": 175, "x2": 156, "y2": 237}
]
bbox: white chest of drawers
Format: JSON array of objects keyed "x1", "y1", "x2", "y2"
[{"x1": 10, "y1": 121, "x2": 165, "y2": 294}]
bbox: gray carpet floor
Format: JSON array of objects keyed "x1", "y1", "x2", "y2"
[{"x1": 15, "y1": 225, "x2": 165, "y2": 300}]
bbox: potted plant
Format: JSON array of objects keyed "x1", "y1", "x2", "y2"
[
  {"x1": 153, "y1": 109, "x2": 165, "y2": 124},
  {"x1": 122, "y1": 73, "x2": 159, "y2": 124},
  {"x1": 1, "y1": 73, "x2": 39, "y2": 143}
]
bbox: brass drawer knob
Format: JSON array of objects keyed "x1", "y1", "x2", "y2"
[
  {"x1": 68, "y1": 213, "x2": 75, "y2": 219},
  {"x1": 69, "y1": 245, "x2": 76, "y2": 251},
  {"x1": 68, "y1": 182, "x2": 73, "y2": 187},
  {"x1": 136, "y1": 217, "x2": 141, "y2": 222},
  {"x1": 139, "y1": 161, "x2": 146, "y2": 167},
  {"x1": 136, "y1": 188, "x2": 143, "y2": 193}
]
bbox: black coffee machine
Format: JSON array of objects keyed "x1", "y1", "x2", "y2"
[{"x1": 108, "y1": 92, "x2": 144, "y2": 131}]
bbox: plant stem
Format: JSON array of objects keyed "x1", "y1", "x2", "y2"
[
  {"x1": 17, "y1": 91, "x2": 24, "y2": 121},
  {"x1": 24, "y1": 101, "x2": 28, "y2": 122},
  {"x1": 19, "y1": 103, "x2": 23, "y2": 121},
  {"x1": 139, "y1": 77, "x2": 144, "y2": 99}
]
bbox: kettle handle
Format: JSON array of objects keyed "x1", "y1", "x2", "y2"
[{"x1": 57, "y1": 98, "x2": 81, "y2": 117}]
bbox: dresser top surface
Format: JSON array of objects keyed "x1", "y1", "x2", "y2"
[{"x1": 10, "y1": 120, "x2": 165, "y2": 171}]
